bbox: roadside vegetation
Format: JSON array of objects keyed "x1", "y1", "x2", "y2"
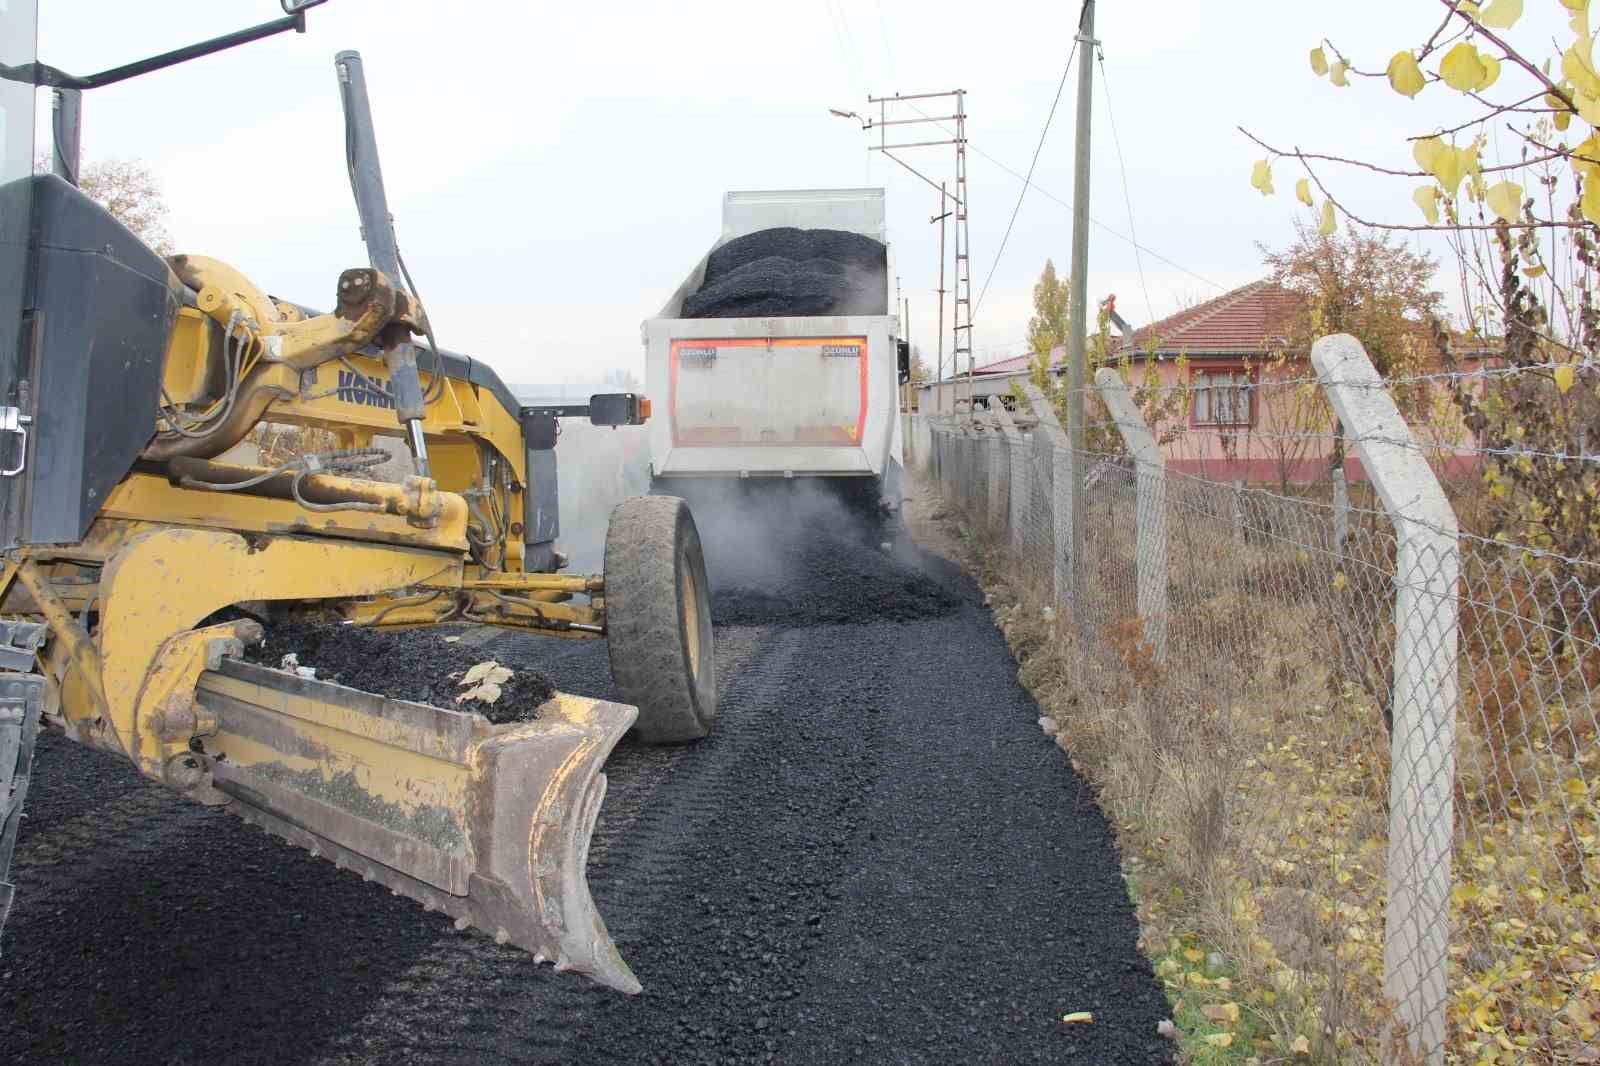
[{"x1": 919, "y1": 477, "x2": 1599, "y2": 1064}]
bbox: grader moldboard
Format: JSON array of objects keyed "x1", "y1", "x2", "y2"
[{"x1": 0, "y1": 2, "x2": 716, "y2": 994}]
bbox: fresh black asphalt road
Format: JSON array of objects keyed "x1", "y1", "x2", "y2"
[{"x1": 1, "y1": 508, "x2": 1171, "y2": 1065}]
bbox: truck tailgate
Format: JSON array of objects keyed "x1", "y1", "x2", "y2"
[{"x1": 670, "y1": 336, "x2": 867, "y2": 448}]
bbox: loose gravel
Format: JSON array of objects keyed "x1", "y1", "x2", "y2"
[{"x1": 0, "y1": 491, "x2": 1170, "y2": 1065}]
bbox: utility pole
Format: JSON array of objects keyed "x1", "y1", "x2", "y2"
[
  {"x1": 951, "y1": 90, "x2": 973, "y2": 416},
  {"x1": 936, "y1": 184, "x2": 948, "y2": 413},
  {"x1": 903, "y1": 296, "x2": 912, "y2": 413},
  {"x1": 1065, "y1": 0, "x2": 1096, "y2": 614}
]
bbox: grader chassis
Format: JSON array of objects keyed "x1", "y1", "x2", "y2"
[{"x1": 0, "y1": 5, "x2": 715, "y2": 994}]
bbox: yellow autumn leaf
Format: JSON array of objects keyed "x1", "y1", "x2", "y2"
[
  {"x1": 1330, "y1": 60, "x2": 1349, "y2": 87},
  {"x1": 1570, "y1": 2, "x2": 1590, "y2": 35},
  {"x1": 1061, "y1": 1011, "x2": 1094, "y2": 1025},
  {"x1": 1202, "y1": 1002, "x2": 1242, "y2": 1025},
  {"x1": 1291, "y1": 1034, "x2": 1313, "y2": 1056},
  {"x1": 1478, "y1": 0, "x2": 1522, "y2": 29},
  {"x1": 1431, "y1": 145, "x2": 1476, "y2": 197},
  {"x1": 1573, "y1": 132, "x2": 1600, "y2": 178},
  {"x1": 1183, "y1": 947, "x2": 1205, "y2": 963},
  {"x1": 1332, "y1": 571, "x2": 1349, "y2": 591},
  {"x1": 1480, "y1": 54, "x2": 1501, "y2": 90},
  {"x1": 1441, "y1": 42, "x2": 1490, "y2": 91},
  {"x1": 1251, "y1": 159, "x2": 1274, "y2": 196},
  {"x1": 1319, "y1": 198, "x2": 1337, "y2": 236},
  {"x1": 1583, "y1": 175, "x2": 1600, "y2": 224},
  {"x1": 1566, "y1": 775, "x2": 1587, "y2": 796},
  {"x1": 1295, "y1": 178, "x2": 1313, "y2": 206},
  {"x1": 1557, "y1": 108, "x2": 1573, "y2": 130},
  {"x1": 1486, "y1": 180, "x2": 1522, "y2": 222},
  {"x1": 1388, "y1": 51, "x2": 1426, "y2": 97},
  {"x1": 1310, "y1": 47, "x2": 1328, "y2": 77},
  {"x1": 1524, "y1": 263, "x2": 1547, "y2": 277},
  {"x1": 1204, "y1": 1032, "x2": 1235, "y2": 1048},
  {"x1": 1413, "y1": 185, "x2": 1441, "y2": 224},
  {"x1": 1413, "y1": 135, "x2": 1445, "y2": 172},
  {"x1": 1565, "y1": 39, "x2": 1600, "y2": 99},
  {"x1": 1577, "y1": 91, "x2": 1600, "y2": 126}
]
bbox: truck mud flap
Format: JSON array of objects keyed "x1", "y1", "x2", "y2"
[{"x1": 194, "y1": 659, "x2": 641, "y2": 993}]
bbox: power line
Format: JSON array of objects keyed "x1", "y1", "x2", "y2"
[
  {"x1": 828, "y1": 0, "x2": 869, "y2": 97},
  {"x1": 973, "y1": 37, "x2": 1079, "y2": 318},
  {"x1": 1097, "y1": 49, "x2": 1155, "y2": 327},
  {"x1": 823, "y1": 0, "x2": 867, "y2": 101},
  {"x1": 875, "y1": 0, "x2": 897, "y2": 84},
  {"x1": 904, "y1": 100, "x2": 1229, "y2": 295}
]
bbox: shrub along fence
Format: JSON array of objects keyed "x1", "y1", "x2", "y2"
[{"x1": 912, "y1": 334, "x2": 1599, "y2": 1066}]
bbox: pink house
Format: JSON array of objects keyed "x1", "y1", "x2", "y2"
[{"x1": 968, "y1": 282, "x2": 1485, "y2": 486}]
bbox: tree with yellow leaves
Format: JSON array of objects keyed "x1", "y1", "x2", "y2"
[
  {"x1": 1025, "y1": 259, "x2": 1072, "y2": 395},
  {"x1": 1244, "y1": 12, "x2": 1600, "y2": 1062},
  {"x1": 1244, "y1": 0, "x2": 1600, "y2": 574}
]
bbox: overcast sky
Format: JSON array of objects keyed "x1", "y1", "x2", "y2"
[{"x1": 31, "y1": 0, "x2": 1558, "y2": 386}]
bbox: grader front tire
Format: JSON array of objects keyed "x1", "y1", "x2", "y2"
[{"x1": 603, "y1": 496, "x2": 717, "y2": 743}]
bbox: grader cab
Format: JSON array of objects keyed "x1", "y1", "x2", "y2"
[{"x1": 0, "y1": 2, "x2": 715, "y2": 994}]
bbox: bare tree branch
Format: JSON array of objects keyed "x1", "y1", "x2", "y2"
[
  {"x1": 1439, "y1": 0, "x2": 1578, "y2": 114},
  {"x1": 1287, "y1": 146, "x2": 1593, "y2": 233},
  {"x1": 1240, "y1": 127, "x2": 1588, "y2": 181},
  {"x1": 1419, "y1": 2, "x2": 1471, "y2": 59}
]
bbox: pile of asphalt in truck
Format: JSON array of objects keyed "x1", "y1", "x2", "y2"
[{"x1": 681, "y1": 227, "x2": 888, "y2": 319}]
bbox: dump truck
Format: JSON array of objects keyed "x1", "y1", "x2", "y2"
[
  {"x1": 643, "y1": 189, "x2": 908, "y2": 517},
  {"x1": 0, "y1": 3, "x2": 714, "y2": 995}
]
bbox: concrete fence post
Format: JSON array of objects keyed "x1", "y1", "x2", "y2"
[
  {"x1": 1332, "y1": 465, "x2": 1350, "y2": 560},
  {"x1": 960, "y1": 417, "x2": 981, "y2": 518},
  {"x1": 1021, "y1": 384, "x2": 1073, "y2": 614},
  {"x1": 980, "y1": 411, "x2": 1006, "y2": 538},
  {"x1": 993, "y1": 401, "x2": 1027, "y2": 551},
  {"x1": 1093, "y1": 368, "x2": 1167, "y2": 661},
  {"x1": 1313, "y1": 334, "x2": 1457, "y2": 1066}
]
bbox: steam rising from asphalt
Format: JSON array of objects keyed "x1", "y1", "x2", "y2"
[
  {"x1": 552, "y1": 422, "x2": 876, "y2": 594},
  {"x1": 666, "y1": 477, "x2": 871, "y2": 593},
  {"x1": 554, "y1": 422, "x2": 651, "y2": 575}
]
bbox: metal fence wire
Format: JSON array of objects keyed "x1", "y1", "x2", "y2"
[{"x1": 909, "y1": 338, "x2": 1600, "y2": 1066}]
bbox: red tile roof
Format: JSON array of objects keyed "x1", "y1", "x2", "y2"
[
  {"x1": 972, "y1": 347, "x2": 1063, "y2": 377},
  {"x1": 1122, "y1": 280, "x2": 1301, "y2": 356},
  {"x1": 972, "y1": 281, "x2": 1300, "y2": 376}
]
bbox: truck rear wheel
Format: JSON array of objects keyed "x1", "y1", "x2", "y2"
[{"x1": 603, "y1": 496, "x2": 717, "y2": 743}]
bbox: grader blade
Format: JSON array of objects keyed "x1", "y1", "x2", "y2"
[{"x1": 193, "y1": 658, "x2": 641, "y2": 993}]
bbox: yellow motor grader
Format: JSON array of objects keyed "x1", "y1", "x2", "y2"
[{"x1": 0, "y1": 2, "x2": 715, "y2": 994}]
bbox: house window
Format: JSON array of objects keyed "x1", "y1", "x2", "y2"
[{"x1": 1192, "y1": 368, "x2": 1253, "y2": 426}]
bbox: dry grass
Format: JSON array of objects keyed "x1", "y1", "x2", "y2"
[{"x1": 924, "y1": 474, "x2": 1600, "y2": 1065}]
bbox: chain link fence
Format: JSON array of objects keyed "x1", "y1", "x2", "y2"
[{"x1": 910, "y1": 336, "x2": 1599, "y2": 1066}]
